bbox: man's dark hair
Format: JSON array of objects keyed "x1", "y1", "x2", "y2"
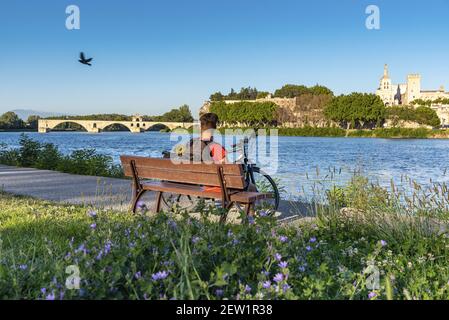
[{"x1": 200, "y1": 113, "x2": 219, "y2": 130}]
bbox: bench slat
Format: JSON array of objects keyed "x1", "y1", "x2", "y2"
[
  {"x1": 120, "y1": 156, "x2": 243, "y2": 175},
  {"x1": 120, "y1": 156, "x2": 245, "y2": 189},
  {"x1": 142, "y1": 181, "x2": 271, "y2": 204}
]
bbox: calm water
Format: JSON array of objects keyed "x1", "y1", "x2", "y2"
[{"x1": 1, "y1": 132, "x2": 449, "y2": 199}]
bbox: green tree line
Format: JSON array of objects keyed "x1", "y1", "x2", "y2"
[
  {"x1": 0, "y1": 112, "x2": 40, "y2": 130},
  {"x1": 209, "y1": 101, "x2": 279, "y2": 127},
  {"x1": 387, "y1": 105, "x2": 441, "y2": 127},
  {"x1": 411, "y1": 98, "x2": 449, "y2": 106},
  {"x1": 324, "y1": 93, "x2": 386, "y2": 129},
  {"x1": 210, "y1": 84, "x2": 334, "y2": 101}
]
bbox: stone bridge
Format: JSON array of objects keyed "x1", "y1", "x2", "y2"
[{"x1": 38, "y1": 118, "x2": 194, "y2": 133}]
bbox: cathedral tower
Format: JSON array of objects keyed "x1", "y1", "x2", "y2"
[{"x1": 406, "y1": 74, "x2": 421, "y2": 104}]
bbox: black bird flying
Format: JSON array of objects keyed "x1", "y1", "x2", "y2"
[{"x1": 79, "y1": 52, "x2": 93, "y2": 66}]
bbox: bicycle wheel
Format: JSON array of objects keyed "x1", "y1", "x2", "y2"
[
  {"x1": 252, "y1": 167, "x2": 280, "y2": 214},
  {"x1": 234, "y1": 167, "x2": 280, "y2": 216}
]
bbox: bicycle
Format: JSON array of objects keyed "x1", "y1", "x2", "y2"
[{"x1": 160, "y1": 138, "x2": 280, "y2": 216}]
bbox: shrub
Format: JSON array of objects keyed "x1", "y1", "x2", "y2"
[
  {"x1": 17, "y1": 134, "x2": 41, "y2": 167},
  {"x1": 386, "y1": 106, "x2": 441, "y2": 127},
  {"x1": 35, "y1": 143, "x2": 61, "y2": 170},
  {"x1": 57, "y1": 149, "x2": 122, "y2": 177},
  {"x1": 0, "y1": 135, "x2": 123, "y2": 178}
]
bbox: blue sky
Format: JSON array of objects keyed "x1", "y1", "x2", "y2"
[{"x1": 1, "y1": 0, "x2": 448, "y2": 116}]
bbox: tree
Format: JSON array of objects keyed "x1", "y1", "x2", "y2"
[
  {"x1": 210, "y1": 91, "x2": 224, "y2": 101},
  {"x1": 274, "y1": 84, "x2": 309, "y2": 98},
  {"x1": 256, "y1": 91, "x2": 270, "y2": 99},
  {"x1": 27, "y1": 115, "x2": 41, "y2": 129},
  {"x1": 209, "y1": 101, "x2": 278, "y2": 127},
  {"x1": 274, "y1": 84, "x2": 333, "y2": 98},
  {"x1": 309, "y1": 85, "x2": 334, "y2": 96},
  {"x1": 0, "y1": 112, "x2": 25, "y2": 129},
  {"x1": 148, "y1": 105, "x2": 194, "y2": 123},
  {"x1": 324, "y1": 93, "x2": 386, "y2": 129},
  {"x1": 415, "y1": 106, "x2": 440, "y2": 127}
]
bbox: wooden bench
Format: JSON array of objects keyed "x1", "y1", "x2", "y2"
[{"x1": 120, "y1": 155, "x2": 271, "y2": 221}]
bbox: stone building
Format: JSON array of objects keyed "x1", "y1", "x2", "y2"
[{"x1": 376, "y1": 64, "x2": 449, "y2": 106}]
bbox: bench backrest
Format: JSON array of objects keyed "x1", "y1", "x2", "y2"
[{"x1": 120, "y1": 156, "x2": 246, "y2": 190}]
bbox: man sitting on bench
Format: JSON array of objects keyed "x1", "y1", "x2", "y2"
[
  {"x1": 188, "y1": 113, "x2": 227, "y2": 193},
  {"x1": 189, "y1": 112, "x2": 227, "y2": 164}
]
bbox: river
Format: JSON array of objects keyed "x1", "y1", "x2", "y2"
[{"x1": 1, "y1": 131, "x2": 449, "y2": 199}]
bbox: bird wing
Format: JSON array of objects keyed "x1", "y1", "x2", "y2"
[
  {"x1": 80, "y1": 52, "x2": 86, "y2": 60},
  {"x1": 85, "y1": 58, "x2": 93, "y2": 62}
]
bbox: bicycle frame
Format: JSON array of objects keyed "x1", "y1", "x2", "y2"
[{"x1": 233, "y1": 139, "x2": 257, "y2": 190}]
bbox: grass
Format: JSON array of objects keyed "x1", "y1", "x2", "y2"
[
  {"x1": 219, "y1": 126, "x2": 449, "y2": 139},
  {"x1": 1, "y1": 172, "x2": 449, "y2": 300}
]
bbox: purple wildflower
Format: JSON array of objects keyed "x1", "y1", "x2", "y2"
[
  {"x1": 259, "y1": 210, "x2": 268, "y2": 217},
  {"x1": 282, "y1": 284, "x2": 291, "y2": 293},
  {"x1": 305, "y1": 246, "x2": 312, "y2": 252},
  {"x1": 248, "y1": 216, "x2": 255, "y2": 225},
  {"x1": 192, "y1": 236, "x2": 201, "y2": 244},
  {"x1": 380, "y1": 240, "x2": 387, "y2": 247},
  {"x1": 368, "y1": 291, "x2": 377, "y2": 299},
  {"x1": 309, "y1": 237, "x2": 317, "y2": 243},
  {"x1": 104, "y1": 241, "x2": 112, "y2": 254},
  {"x1": 45, "y1": 292, "x2": 55, "y2": 300},
  {"x1": 96, "y1": 251, "x2": 103, "y2": 261},
  {"x1": 273, "y1": 273, "x2": 284, "y2": 283},
  {"x1": 279, "y1": 236, "x2": 288, "y2": 243},
  {"x1": 215, "y1": 289, "x2": 224, "y2": 297},
  {"x1": 90, "y1": 223, "x2": 97, "y2": 230},
  {"x1": 262, "y1": 281, "x2": 271, "y2": 289},
  {"x1": 152, "y1": 271, "x2": 169, "y2": 281},
  {"x1": 168, "y1": 220, "x2": 177, "y2": 229},
  {"x1": 87, "y1": 210, "x2": 97, "y2": 218},
  {"x1": 136, "y1": 201, "x2": 146, "y2": 210},
  {"x1": 244, "y1": 285, "x2": 252, "y2": 293},
  {"x1": 75, "y1": 244, "x2": 87, "y2": 254},
  {"x1": 278, "y1": 261, "x2": 288, "y2": 269},
  {"x1": 41, "y1": 288, "x2": 47, "y2": 295},
  {"x1": 19, "y1": 264, "x2": 28, "y2": 270},
  {"x1": 274, "y1": 253, "x2": 282, "y2": 261},
  {"x1": 135, "y1": 271, "x2": 142, "y2": 280}
]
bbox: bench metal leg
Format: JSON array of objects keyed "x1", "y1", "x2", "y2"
[
  {"x1": 155, "y1": 192, "x2": 162, "y2": 213},
  {"x1": 131, "y1": 190, "x2": 146, "y2": 213},
  {"x1": 245, "y1": 203, "x2": 253, "y2": 217}
]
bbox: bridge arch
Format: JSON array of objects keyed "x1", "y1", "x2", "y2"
[
  {"x1": 48, "y1": 120, "x2": 89, "y2": 132},
  {"x1": 145, "y1": 123, "x2": 172, "y2": 132},
  {"x1": 100, "y1": 122, "x2": 133, "y2": 132}
]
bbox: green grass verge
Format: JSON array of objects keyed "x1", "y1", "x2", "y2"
[
  {"x1": 1, "y1": 185, "x2": 448, "y2": 300},
  {"x1": 219, "y1": 126, "x2": 449, "y2": 139}
]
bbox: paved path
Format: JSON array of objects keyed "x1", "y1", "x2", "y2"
[
  {"x1": 0, "y1": 165, "x2": 312, "y2": 219},
  {"x1": 0, "y1": 165, "x2": 134, "y2": 211}
]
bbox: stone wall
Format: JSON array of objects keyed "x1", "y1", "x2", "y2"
[{"x1": 200, "y1": 95, "x2": 329, "y2": 128}]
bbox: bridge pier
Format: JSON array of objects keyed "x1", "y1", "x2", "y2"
[
  {"x1": 38, "y1": 127, "x2": 49, "y2": 133},
  {"x1": 130, "y1": 128, "x2": 143, "y2": 133}
]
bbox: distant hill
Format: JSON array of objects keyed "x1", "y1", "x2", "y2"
[{"x1": 10, "y1": 109, "x2": 67, "y2": 120}]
